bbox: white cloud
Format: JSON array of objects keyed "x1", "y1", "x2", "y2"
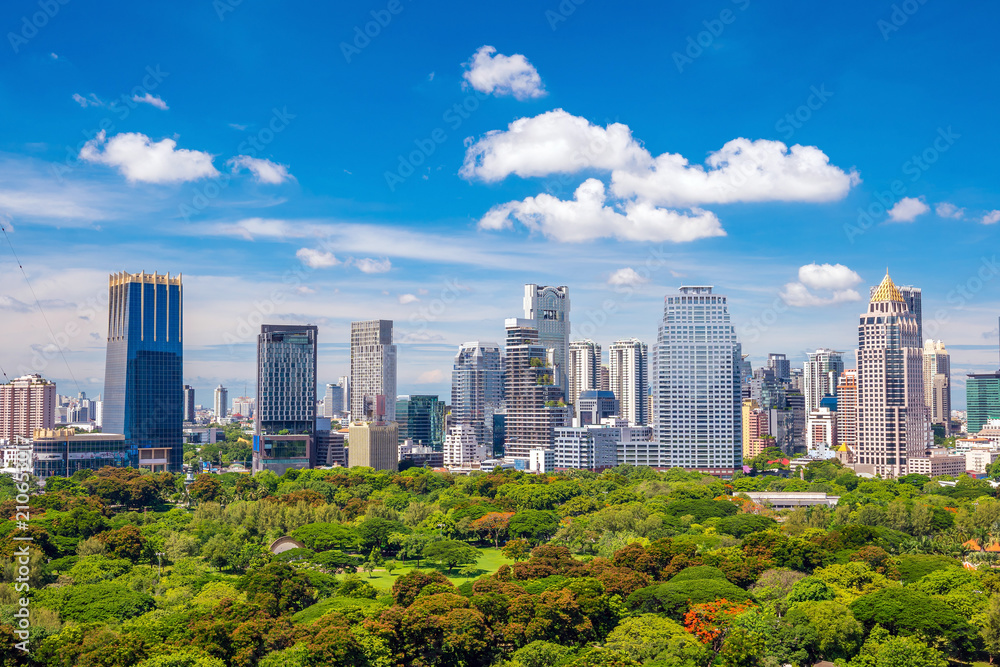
[
  {"x1": 295, "y1": 248, "x2": 339, "y2": 268},
  {"x1": 131, "y1": 93, "x2": 168, "y2": 110},
  {"x1": 417, "y1": 369, "x2": 444, "y2": 383},
  {"x1": 479, "y1": 178, "x2": 725, "y2": 243},
  {"x1": 79, "y1": 131, "x2": 218, "y2": 184},
  {"x1": 462, "y1": 45, "x2": 546, "y2": 101},
  {"x1": 982, "y1": 210, "x2": 1000, "y2": 225},
  {"x1": 608, "y1": 267, "x2": 648, "y2": 287},
  {"x1": 461, "y1": 109, "x2": 650, "y2": 182},
  {"x1": 227, "y1": 155, "x2": 293, "y2": 184},
  {"x1": 935, "y1": 202, "x2": 965, "y2": 219},
  {"x1": 72, "y1": 93, "x2": 103, "y2": 108},
  {"x1": 780, "y1": 263, "x2": 862, "y2": 307},
  {"x1": 295, "y1": 285, "x2": 315, "y2": 294},
  {"x1": 887, "y1": 197, "x2": 929, "y2": 222},
  {"x1": 355, "y1": 258, "x2": 392, "y2": 274},
  {"x1": 398, "y1": 293, "x2": 419, "y2": 304},
  {"x1": 797, "y1": 263, "x2": 863, "y2": 290},
  {"x1": 50, "y1": 53, "x2": 58, "y2": 59}
]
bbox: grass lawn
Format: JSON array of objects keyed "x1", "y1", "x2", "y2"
[{"x1": 362, "y1": 546, "x2": 513, "y2": 592}]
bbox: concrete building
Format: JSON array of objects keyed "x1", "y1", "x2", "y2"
[
  {"x1": 398, "y1": 440, "x2": 444, "y2": 468},
  {"x1": 976, "y1": 419, "x2": 1000, "y2": 445},
  {"x1": 836, "y1": 369, "x2": 858, "y2": 450},
  {"x1": 855, "y1": 273, "x2": 931, "y2": 477},
  {"x1": 348, "y1": 421, "x2": 398, "y2": 471},
  {"x1": 553, "y1": 426, "x2": 618, "y2": 472},
  {"x1": 806, "y1": 407, "x2": 838, "y2": 459},
  {"x1": 598, "y1": 365, "x2": 611, "y2": 393},
  {"x1": 350, "y1": 320, "x2": 397, "y2": 422},
  {"x1": 524, "y1": 285, "x2": 570, "y2": 397},
  {"x1": 604, "y1": 417, "x2": 655, "y2": 467},
  {"x1": 102, "y1": 271, "x2": 183, "y2": 472},
  {"x1": 1, "y1": 374, "x2": 56, "y2": 441},
  {"x1": 768, "y1": 353, "x2": 791, "y2": 382},
  {"x1": 528, "y1": 447, "x2": 555, "y2": 474},
  {"x1": 256, "y1": 325, "x2": 317, "y2": 435},
  {"x1": 443, "y1": 424, "x2": 490, "y2": 467},
  {"x1": 966, "y1": 447, "x2": 1000, "y2": 475},
  {"x1": 314, "y1": 426, "x2": 346, "y2": 467},
  {"x1": 743, "y1": 492, "x2": 840, "y2": 509},
  {"x1": 213, "y1": 385, "x2": 228, "y2": 421},
  {"x1": 577, "y1": 390, "x2": 618, "y2": 426},
  {"x1": 252, "y1": 434, "x2": 311, "y2": 475},
  {"x1": 654, "y1": 286, "x2": 742, "y2": 475},
  {"x1": 804, "y1": 349, "x2": 845, "y2": 414},
  {"x1": 923, "y1": 340, "x2": 951, "y2": 431},
  {"x1": 324, "y1": 382, "x2": 344, "y2": 418},
  {"x1": 742, "y1": 399, "x2": 773, "y2": 459},
  {"x1": 870, "y1": 283, "x2": 922, "y2": 341},
  {"x1": 231, "y1": 396, "x2": 255, "y2": 419},
  {"x1": 32, "y1": 428, "x2": 133, "y2": 478},
  {"x1": 567, "y1": 339, "x2": 601, "y2": 407},
  {"x1": 183, "y1": 385, "x2": 196, "y2": 422},
  {"x1": 608, "y1": 338, "x2": 649, "y2": 426},
  {"x1": 907, "y1": 449, "x2": 967, "y2": 477},
  {"x1": 451, "y1": 341, "x2": 503, "y2": 448}
]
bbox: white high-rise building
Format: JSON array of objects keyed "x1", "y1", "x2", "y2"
[
  {"x1": 654, "y1": 286, "x2": 742, "y2": 475},
  {"x1": 451, "y1": 341, "x2": 503, "y2": 446},
  {"x1": 568, "y1": 340, "x2": 601, "y2": 407},
  {"x1": 803, "y1": 349, "x2": 845, "y2": 413},
  {"x1": 856, "y1": 273, "x2": 931, "y2": 477},
  {"x1": 443, "y1": 423, "x2": 489, "y2": 467},
  {"x1": 524, "y1": 285, "x2": 570, "y2": 397},
  {"x1": 806, "y1": 407, "x2": 837, "y2": 458},
  {"x1": 923, "y1": 340, "x2": 951, "y2": 430},
  {"x1": 213, "y1": 385, "x2": 228, "y2": 421},
  {"x1": 350, "y1": 320, "x2": 397, "y2": 422},
  {"x1": 609, "y1": 338, "x2": 649, "y2": 426}
]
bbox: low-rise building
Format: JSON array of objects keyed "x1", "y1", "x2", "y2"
[
  {"x1": 742, "y1": 491, "x2": 840, "y2": 509},
  {"x1": 528, "y1": 448, "x2": 554, "y2": 474},
  {"x1": 553, "y1": 426, "x2": 618, "y2": 472},
  {"x1": 907, "y1": 449, "x2": 968, "y2": 478},
  {"x1": 32, "y1": 428, "x2": 133, "y2": 478},
  {"x1": 967, "y1": 448, "x2": 1000, "y2": 475},
  {"x1": 399, "y1": 440, "x2": 444, "y2": 468},
  {"x1": 252, "y1": 434, "x2": 311, "y2": 476},
  {"x1": 443, "y1": 424, "x2": 489, "y2": 467}
]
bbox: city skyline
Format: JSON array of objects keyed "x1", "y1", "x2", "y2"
[{"x1": 1, "y1": 2, "x2": 998, "y2": 409}]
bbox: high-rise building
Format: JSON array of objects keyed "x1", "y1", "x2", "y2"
[
  {"x1": 870, "y1": 283, "x2": 922, "y2": 342},
  {"x1": 213, "y1": 385, "x2": 228, "y2": 421},
  {"x1": 568, "y1": 340, "x2": 601, "y2": 407},
  {"x1": 523, "y1": 285, "x2": 570, "y2": 397},
  {"x1": 654, "y1": 286, "x2": 742, "y2": 475},
  {"x1": 182, "y1": 385, "x2": 195, "y2": 422},
  {"x1": 767, "y1": 353, "x2": 791, "y2": 382},
  {"x1": 350, "y1": 320, "x2": 397, "y2": 422},
  {"x1": 836, "y1": 369, "x2": 858, "y2": 450},
  {"x1": 0, "y1": 374, "x2": 56, "y2": 442},
  {"x1": 608, "y1": 338, "x2": 649, "y2": 426},
  {"x1": 598, "y1": 365, "x2": 611, "y2": 392},
  {"x1": 348, "y1": 421, "x2": 398, "y2": 471},
  {"x1": 103, "y1": 271, "x2": 183, "y2": 472},
  {"x1": 395, "y1": 395, "x2": 445, "y2": 449},
  {"x1": 324, "y1": 379, "x2": 348, "y2": 418},
  {"x1": 503, "y1": 318, "x2": 571, "y2": 459},
  {"x1": 577, "y1": 390, "x2": 618, "y2": 426},
  {"x1": 741, "y1": 399, "x2": 772, "y2": 459},
  {"x1": 803, "y1": 349, "x2": 845, "y2": 414},
  {"x1": 255, "y1": 325, "x2": 317, "y2": 435},
  {"x1": 232, "y1": 396, "x2": 255, "y2": 419},
  {"x1": 856, "y1": 273, "x2": 930, "y2": 477},
  {"x1": 923, "y1": 340, "x2": 951, "y2": 430},
  {"x1": 451, "y1": 341, "x2": 503, "y2": 446},
  {"x1": 967, "y1": 372, "x2": 1000, "y2": 435}
]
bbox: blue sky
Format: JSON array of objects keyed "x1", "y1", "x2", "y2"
[{"x1": 1, "y1": 0, "x2": 998, "y2": 409}]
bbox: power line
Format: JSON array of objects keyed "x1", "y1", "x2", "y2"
[{"x1": 0, "y1": 221, "x2": 82, "y2": 394}]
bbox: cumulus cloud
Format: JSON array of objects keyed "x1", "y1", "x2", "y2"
[
  {"x1": 887, "y1": 197, "x2": 929, "y2": 222},
  {"x1": 227, "y1": 155, "x2": 293, "y2": 184},
  {"x1": 398, "y1": 293, "x2": 419, "y2": 304},
  {"x1": 72, "y1": 93, "x2": 103, "y2": 108},
  {"x1": 355, "y1": 258, "x2": 392, "y2": 274},
  {"x1": 417, "y1": 369, "x2": 444, "y2": 383},
  {"x1": 608, "y1": 267, "x2": 649, "y2": 287},
  {"x1": 935, "y1": 202, "x2": 965, "y2": 219},
  {"x1": 295, "y1": 248, "x2": 339, "y2": 268},
  {"x1": 79, "y1": 131, "x2": 218, "y2": 184},
  {"x1": 982, "y1": 210, "x2": 1000, "y2": 225},
  {"x1": 479, "y1": 178, "x2": 725, "y2": 243},
  {"x1": 131, "y1": 93, "x2": 168, "y2": 110},
  {"x1": 780, "y1": 263, "x2": 862, "y2": 307},
  {"x1": 462, "y1": 45, "x2": 546, "y2": 101}
]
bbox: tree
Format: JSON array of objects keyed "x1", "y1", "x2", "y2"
[
  {"x1": 239, "y1": 562, "x2": 317, "y2": 615},
  {"x1": 99, "y1": 525, "x2": 147, "y2": 562},
  {"x1": 470, "y1": 511, "x2": 514, "y2": 547},
  {"x1": 784, "y1": 600, "x2": 865, "y2": 663},
  {"x1": 604, "y1": 614, "x2": 710, "y2": 666},
  {"x1": 849, "y1": 587, "x2": 977, "y2": 656},
  {"x1": 362, "y1": 560, "x2": 376, "y2": 578},
  {"x1": 502, "y1": 538, "x2": 532, "y2": 562},
  {"x1": 849, "y1": 625, "x2": 947, "y2": 667},
  {"x1": 201, "y1": 534, "x2": 238, "y2": 571},
  {"x1": 683, "y1": 599, "x2": 755, "y2": 657},
  {"x1": 423, "y1": 539, "x2": 480, "y2": 572},
  {"x1": 980, "y1": 594, "x2": 1000, "y2": 663},
  {"x1": 188, "y1": 474, "x2": 222, "y2": 503},
  {"x1": 510, "y1": 640, "x2": 572, "y2": 667},
  {"x1": 391, "y1": 569, "x2": 453, "y2": 607},
  {"x1": 508, "y1": 510, "x2": 560, "y2": 544},
  {"x1": 385, "y1": 559, "x2": 399, "y2": 576}
]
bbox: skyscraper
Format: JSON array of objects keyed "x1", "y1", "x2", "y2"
[
  {"x1": 255, "y1": 325, "x2": 317, "y2": 435},
  {"x1": 967, "y1": 372, "x2": 1000, "y2": 435},
  {"x1": 856, "y1": 272, "x2": 930, "y2": 477},
  {"x1": 395, "y1": 395, "x2": 445, "y2": 449},
  {"x1": 803, "y1": 349, "x2": 845, "y2": 414},
  {"x1": 503, "y1": 318, "x2": 570, "y2": 459},
  {"x1": 568, "y1": 339, "x2": 601, "y2": 407},
  {"x1": 767, "y1": 353, "x2": 791, "y2": 382},
  {"x1": 348, "y1": 421, "x2": 398, "y2": 471},
  {"x1": 350, "y1": 320, "x2": 397, "y2": 422},
  {"x1": 608, "y1": 338, "x2": 649, "y2": 426},
  {"x1": 0, "y1": 374, "x2": 56, "y2": 441},
  {"x1": 213, "y1": 385, "x2": 228, "y2": 421},
  {"x1": 451, "y1": 341, "x2": 503, "y2": 446},
  {"x1": 182, "y1": 385, "x2": 195, "y2": 422},
  {"x1": 103, "y1": 271, "x2": 182, "y2": 472},
  {"x1": 836, "y1": 369, "x2": 858, "y2": 450},
  {"x1": 523, "y1": 285, "x2": 570, "y2": 397},
  {"x1": 654, "y1": 286, "x2": 742, "y2": 474},
  {"x1": 870, "y1": 283, "x2": 922, "y2": 342},
  {"x1": 923, "y1": 340, "x2": 951, "y2": 430}
]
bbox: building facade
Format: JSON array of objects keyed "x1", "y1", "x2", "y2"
[
  {"x1": 256, "y1": 325, "x2": 317, "y2": 435},
  {"x1": 803, "y1": 349, "x2": 845, "y2": 414},
  {"x1": 523, "y1": 285, "x2": 570, "y2": 397},
  {"x1": 577, "y1": 390, "x2": 619, "y2": 426},
  {"x1": 451, "y1": 341, "x2": 503, "y2": 447},
  {"x1": 32, "y1": 428, "x2": 133, "y2": 478},
  {"x1": 102, "y1": 271, "x2": 184, "y2": 472},
  {"x1": 553, "y1": 426, "x2": 618, "y2": 472},
  {"x1": 567, "y1": 339, "x2": 601, "y2": 407},
  {"x1": 350, "y1": 320, "x2": 397, "y2": 422},
  {"x1": 348, "y1": 421, "x2": 398, "y2": 471},
  {"x1": 654, "y1": 286, "x2": 742, "y2": 475},
  {"x1": 213, "y1": 385, "x2": 228, "y2": 421},
  {"x1": 395, "y1": 395, "x2": 445, "y2": 450},
  {"x1": 836, "y1": 369, "x2": 858, "y2": 450},
  {"x1": 182, "y1": 385, "x2": 195, "y2": 422},
  {"x1": 923, "y1": 340, "x2": 951, "y2": 430},
  {"x1": 443, "y1": 423, "x2": 490, "y2": 467},
  {"x1": 608, "y1": 338, "x2": 649, "y2": 426},
  {"x1": 0, "y1": 374, "x2": 56, "y2": 442},
  {"x1": 871, "y1": 283, "x2": 922, "y2": 342},
  {"x1": 967, "y1": 371, "x2": 1000, "y2": 435}
]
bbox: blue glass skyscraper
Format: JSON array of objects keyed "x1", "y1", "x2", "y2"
[{"x1": 103, "y1": 271, "x2": 183, "y2": 472}]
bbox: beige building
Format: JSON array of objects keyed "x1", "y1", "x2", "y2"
[
  {"x1": 567, "y1": 340, "x2": 601, "y2": 408},
  {"x1": 0, "y1": 374, "x2": 56, "y2": 442},
  {"x1": 608, "y1": 338, "x2": 648, "y2": 426},
  {"x1": 907, "y1": 449, "x2": 968, "y2": 477},
  {"x1": 348, "y1": 421, "x2": 398, "y2": 471},
  {"x1": 856, "y1": 273, "x2": 931, "y2": 477},
  {"x1": 923, "y1": 340, "x2": 951, "y2": 430},
  {"x1": 836, "y1": 369, "x2": 858, "y2": 450},
  {"x1": 966, "y1": 448, "x2": 1000, "y2": 475}
]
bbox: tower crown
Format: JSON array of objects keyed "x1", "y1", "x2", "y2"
[{"x1": 870, "y1": 271, "x2": 904, "y2": 303}]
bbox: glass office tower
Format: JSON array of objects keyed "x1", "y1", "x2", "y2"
[{"x1": 103, "y1": 271, "x2": 183, "y2": 472}]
